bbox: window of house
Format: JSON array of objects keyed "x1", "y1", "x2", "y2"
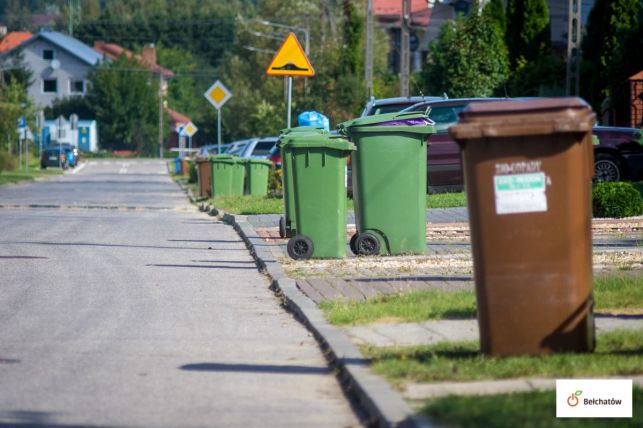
[
  {"x1": 43, "y1": 79, "x2": 57, "y2": 93},
  {"x1": 70, "y1": 80, "x2": 84, "y2": 94},
  {"x1": 43, "y1": 49, "x2": 54, "y2": 60}
]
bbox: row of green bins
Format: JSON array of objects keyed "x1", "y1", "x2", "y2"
[
  {"x1": 280, "y1": 129, "x2": 355, "y2": 259},
  {"x1": 278, "y1": 126, "x2": 330, "y2": 238},
  {"x1": 208, "y1": 155, "x2": 272, "y2": 197},
  {"x1": 338, "y1": 111, "x2": 435, "y2": 256}
]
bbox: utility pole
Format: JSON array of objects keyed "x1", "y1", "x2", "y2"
[
  {"x1": 365, "y1": 0, "x2": 373, "y2": 98},
  {"x1": 566, "y1": 0, "x2": 581, "y2": 96},
  {"x1": 158, "y1": 72, "x2": 164, "y2": 159},
  {"x1": 400, "y1": 0, "x2": 411, "y2": 97}
]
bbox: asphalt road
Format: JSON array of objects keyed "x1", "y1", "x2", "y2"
[{"x1": 0, "y1": 160, "x2": 360, "y2": 428}]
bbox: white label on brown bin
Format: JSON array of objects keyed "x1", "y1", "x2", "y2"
[{"x1": 494, "y1": 172, "x2": 547, "y2": 215}]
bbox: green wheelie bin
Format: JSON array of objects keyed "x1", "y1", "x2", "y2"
[
  {"x1": 278, "y1": 127, "x2": 331, "y2": 238},
  {"x1": 338, "y1": 111, "x2": 435, "y2": 256},
  {"x1": 210, "y1": 155, "x2": 245, "y2": 196},
  {"x1": 243, "y1": 158, "x2": 272, "y2": 196},
  {"x1": 280, "y1": 132, "x2": 355, "y2": 259}
]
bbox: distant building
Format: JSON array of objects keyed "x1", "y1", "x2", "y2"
[
  {"x1": 43, "y1": 118, "x2": 99, "y2": 152},
  {"x1": 0, "y1": 29, "x2": 102, "y2": 108}
]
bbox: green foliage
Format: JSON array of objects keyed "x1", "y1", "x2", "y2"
[
  {"x1": 422, "y1": 1, "x2": 509, "y2": 98},
  {"x1": 506, "y1": 0, "x2": 550, "y2": 67},
  {"x1": 0, "y1": 149, "x2": 16, "y2": 172},
  {"x1": 582, "y1": 0, "x2": 643, "y2": 126},
  {"x1": 187, "y1": 160, "x2": 197, "y2": 184},
  {"x1": 592, "y1": 182, "x2": 643, "y2": 218},
  {"x1": 87, "y1": 56, "x2": 161, "y2": 154},
  {"x1": 507, "y1": 53, "x2": 565, "y2": 96},
  {"x1": 483, "y1": 0, "x2": 507, "y2": 35},
  {"x1": 74, "y1": 0, "x2": 240, "y2": 70},
  {"x1": 0, "y1": 76, "x2": 33, "y2": 153},
  {"x1": 44, "y1": 96, "x2": 95, "y2": 120}
]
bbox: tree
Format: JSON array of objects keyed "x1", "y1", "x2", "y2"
[
  {"x1": 483, "y1": 0, "x2": 507, "y2": 35},
  {"x1": 87, "y1": 56, "x2": 161, "y2": 154},
  {"x1": 422, "y1": 1, "x2": 509, "y2": 98},
  {"x1": 0, "y1": 76, "x2": 33, "y2": 162},
  {"x1": 505, "y1": 0, "x2": 550, "y2": 67},
  {"x1": 581, "y1": 0, "x2": 643, "y2": 125}
]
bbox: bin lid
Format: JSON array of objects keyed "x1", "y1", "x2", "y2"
[
  {"x1": 280, "y1": 134, "x2": 355, "y2": 151},
  {"x1": 338, "y1": 111, "x2": 435, "y2": 135},
  {"x1": 208, "y1": 154, "x2": 238, "y2": 164},
  {"x1": 449, "y1": 97, "x2": 596, "y2": 140},
  {"x1": 280, "y1": 126, "x2": 330, "y2": 135}
]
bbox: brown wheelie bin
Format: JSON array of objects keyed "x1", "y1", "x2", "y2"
[
  {"x1": 196, "y1": 156, "x2": 212, "y2": 198},
  {"x1": 449, "y1": 98, "x2": 596, "y2": 357},
  {"x1": 180, "y1": 157, "x2": 190, "y2": 177}
]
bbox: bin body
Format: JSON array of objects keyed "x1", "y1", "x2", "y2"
[
  {"x1": 449, "y1": 98, "x2": 596, "y2": 357},
  {"x1": 174, "y1": 157, "x2": 182, "y2": 174},
  {"x1": 279, "y1": 127, "x2": 330, "y2": 237},
  {"x1": 210, "y1": 155, "x2": 243, "y2": 196},
  {"x1": 245, "y1": 158, "x2": 272, "y2": 196},
  {"x1": 196, "y1": 157, "x2": 212, "y2": 198},
  {"x1": 282, "y1": 134, "x2": 355, "y2": 258},
  {"x1": 339, "y1": 112, "x2": 435, "y2": 255}
]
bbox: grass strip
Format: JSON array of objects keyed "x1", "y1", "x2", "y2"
[
  {"x1": 595, "y1": 275, "x2": 643, "y2": 313},
  {"x1": 321, "y1": 275, "x2": 641, "y2": 326},
  {"x1": 421, "y1": 388, "x2": 642, "y2": 428},
  {"x1": 0, "y1": 163, "x2": 63, "y2": 185},
  {"x1": 426, "y1": 191, "x2": 467, "y2": 208},
  {"x1": 320, "y1": 290, "x2": 477, "y2": 325},
  {"x1": 363, "y1": 329, "x2": 643, "y2": 383},
  {"x1": 207, "y1": 194, "x2": 285, "y2": 215}
]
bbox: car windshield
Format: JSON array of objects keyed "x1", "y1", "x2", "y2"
[
  {"x1": 251, "y1": 141, "x2": 276, "y2": 156},
  {"x1": 427, "y1": 105, "x2": 468, "y2": 129},
  {"x1": 368, "y1": 102, "x2": 417, "y2": 116}
]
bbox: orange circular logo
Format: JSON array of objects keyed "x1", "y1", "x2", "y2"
[{"x1": 567, "y1": 394, "x2": 579, "y2": 407}]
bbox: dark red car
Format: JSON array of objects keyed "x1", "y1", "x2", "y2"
[{"x1": 592, "y1": 126, "x2": 643, "y2": 182}]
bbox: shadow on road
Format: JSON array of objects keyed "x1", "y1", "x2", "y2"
[{"x1": 179, "y1": 362, "x2": 331, "y2": 375}]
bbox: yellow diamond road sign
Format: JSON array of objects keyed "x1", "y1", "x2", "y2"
[
  {"x1": 204, "y1": 80, "x2": 232, "y2": 110},
  {"x1": 266, "y1": 32, "x2": 314, "y2": 77},
  {"x1": 181, "y1": 121, "x2": 198, "y2": 137}
]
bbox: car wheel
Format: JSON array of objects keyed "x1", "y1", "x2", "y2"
[
  {"x1": 287, "y1": 235, "x2": 314, "y2": 260},
  {"x1": 355, "y1": 232, "x2": 380, "y2": 256},
  {"x1": 349, "y1": 233, "x2": 358, "y2": 255},
  {"x1": 594, "y1": 153, "x2": 623, "y2": 182}
]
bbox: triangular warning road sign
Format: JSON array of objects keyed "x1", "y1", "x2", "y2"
[{"x1": 266, "y1": 32, "x2": 315, "y2": 77}]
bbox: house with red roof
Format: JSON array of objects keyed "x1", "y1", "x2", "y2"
[{"x1": 0, "y1": 31, "x2": 33, "y2": 54}]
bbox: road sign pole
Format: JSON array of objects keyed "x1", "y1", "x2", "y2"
[
  {"x1": 25, "y1": 128, "x2": 28, "y2": 173},
  {"x1": 287, "y1": 76, "x2": 292, "y2": 129},
  {"x1": 19, "y1": 137, "x2": 23, "y2": 172},
  {"x1": 217, "y1": 108, "x2": 222, "y2": 154}
]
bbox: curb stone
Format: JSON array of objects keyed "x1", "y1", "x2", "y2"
[{"x1": 199, "y1": 202, "x2": 434, "y2": 428}]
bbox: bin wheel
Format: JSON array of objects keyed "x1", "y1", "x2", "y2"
[
  {"x1": 355, "y1": 232, "x2": 380, "y2": 256},
  {"x1": 349, "y1": 233, "x2": 358, "y2": 254},
  {"x1": 287, "y1": 235, "x2": 314, "y2": 260},
  {"x1": 279, "y1": 216, "x2": 287, "y2": 239}
]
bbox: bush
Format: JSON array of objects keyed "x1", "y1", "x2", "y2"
[
  {"x1": 188, "y1": 160, "x2": 197, "y2": 184},
  {"x1": 268, "y1": 166, "x2": 282, "y2": 197},
  {"x1": 592, "y1": 182, "x2": 643, "y2": 218},
  {"x1": 0, "y1": 150, "x2": 17, "y2": 172}
]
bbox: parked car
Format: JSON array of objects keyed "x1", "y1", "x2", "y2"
[
  {"x1": 226, "y1": 137, "x2": 279, "y2": 159},
  {"x1": 592, "y1": 126, "x2": 643, "y2": 182},
  {"x1": 360, "y1": 95, "x2": 444, "y2": 117},
  {"x1": 40, "y1": 145, "x2": 70, "y2": 169},
  {"x1": 46, "y1": 143, "x2": 78, "y2": 167}
]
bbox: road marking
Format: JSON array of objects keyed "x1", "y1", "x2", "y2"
[
  {"x1": 70, "y1": 162, "x2": 88, "y2": 175},
  {"x1": 119, "y1": 163, "x2": 128, "y2": 174}
]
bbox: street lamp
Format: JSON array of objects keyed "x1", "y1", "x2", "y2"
[{"x1": 250, "y1": 18, "x2": 310, "y2": 56}]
